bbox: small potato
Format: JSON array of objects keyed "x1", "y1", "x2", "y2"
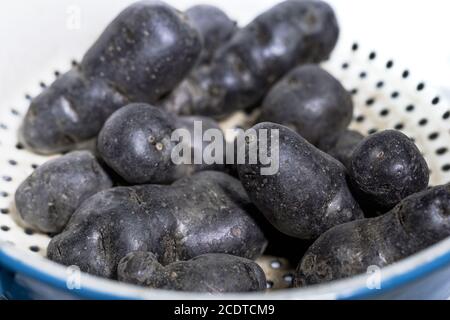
[
  {"x1": 322, "y1": 130, "x2": 365, "y2": 169},
  {"x1": 237, "y1": 122, "x2": 363, "y2": 239},
  {"x1": 97, "y1": 103, "x2": 224, "y2": 185},
  {"x1": 47, "y1": 171, "x2": 267, "y2": 278},
  {"x1": 163, "y1": 0, "x2": 339, "y2": 118},
  {"x1": 296, "y1": 184, "x2": 450, "y2": 286},
  {"x1": 118, "y1": 252, "x2": 266, "y2": 293},
  {"x1": 259, "y1": 65, "x2": 353, "y2": 146},
  {"x1": 15, "y1": 151, "x2": 112, "y2": 234},
  {"x1": 97, "y1": 103, "x2": 183, "y2": 185},
  {"x1": 349, "y1": 130, "x2": 429, "y2": 210},
  {"x1": 20, "y1": 1, "x2": 201, "y2": 154},
  {"x1": 186, "y1": 5, "x2": 237, "y2": 64}
]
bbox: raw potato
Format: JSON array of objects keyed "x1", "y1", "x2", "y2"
[
  {"x1": 349, "y1": 130, "x2": 429, "y2": 210},
  {"x1": 237, "y1": 122, "x2": 363, "y2": 239},
  {"x1": 186, "y1": 5, "x2": 237, "y2": 64},
  {"x1": 15, "y1": 151, "x2": 112, "y2": 233},
  {"x1": 97, "y1": 103, "x2": 224, "y2": 185},
  {"x1": 296, "y1": 184, "x2": 450, "y2": 286},
  {"x1": 47, "y1": 171, "x2": 267, "y2": 278},
  {"x1": 259, "y1": 65, "x2": 353, "y2": 146},
  {"x1": 118, "y1": 252, "x2": 266, "y2": 293},
  {"x1": 20, "y1": 1, "x2": 201, "y2": 154},
  {"x1": 163, "y1": 0, "x2": 339, "y2": 118},
  {"x1": 322, "y1": 130, "x2": 365, "y2": 169}
]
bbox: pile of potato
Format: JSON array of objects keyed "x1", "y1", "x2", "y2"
[{"x1": 14, "y1": 1, "x2": 450, "y2": 293}]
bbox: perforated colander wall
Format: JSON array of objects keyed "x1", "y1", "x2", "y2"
[{"x1": 1, "y1": 41, "x2": 450, "y2": 291}]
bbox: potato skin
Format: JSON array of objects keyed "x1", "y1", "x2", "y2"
[
  {"x1": 20, "y1": 1, "x2": 201, "y2": 155},
  {"x1": 163, "y1": 0, "x2": 339, "y2": 118},
  {"x1": 259, "y1": 65, "x2": 353, "y2": 146},
  {"x1": 97, "y1": 103, "x2": 183, "y2": 185},
  {"x1": 15, "y1": 151, "x2": 112, "y2": 234},
  {"x1": 118, "y1": 252, "x2": 266, "y2": 293},
  {"x1": 186, "y1": 5, "x2": 237, "y2": 64},
  {"x1": 296, "y1": 184, "x2": 450, "y2": 286},
  {"x1": 20, "y1": 70, "x2": 129, "y2": 155},
  {"x1": 322, "y1": 130, "x2": 365, "y2": 169},
  {"x1": 349, "y1": 130, "x2": 429, "y2": 210},
  {"x1": 47, "y1": 171, "x2": 267, "y2": 278},
  {"x1": 97, "y1": 103, "x2": 223, "y2": 185},
  {"x1": 237, "y1": 122, "x2": 363, "y2": 239}
]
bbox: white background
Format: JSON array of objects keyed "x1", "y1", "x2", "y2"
[{"x1": 1, "y1": 0, "x2": 450, "y2": 102}]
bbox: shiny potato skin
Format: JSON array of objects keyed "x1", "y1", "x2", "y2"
[
  {"x1": 295, "y1": 184, "x2": 450, "y2": 286},
  {"x1": 81, "y1": 1, "x2": 200, "y2": 102},
  {"x1": 259, "y1": 65, "x2": 353, "y2": 146},
  {"x1": 170, "y1": 171, "x2": 266, "y2": 261},
  {"x1": 97, "y1": 103, "x2": 184, "y2": 185},
  {"x1": 349, "y1": 130, "x2": 429, "y2": 210},
  {"x1": 47, "y1": 186, "x2": 178, "y2": 278},
  {"x1": 20, "y1": 70, "x2": 129, "y2": 155},
  {"x1": 323, "y1": 130, "x2": 365, "y2": 169},
  {"x1": 97, "y1": 103, "x2": 224, "y2": 185},
  {"x1": 186, "y1": 5, "x2": 237, "y2": 64},
  {"x1": 163, "y1": 0, "x2": 339, "y2": 118},
  {"x1": 47, "y1": 171, "x2": 267, "y2": 278},
  {"x1": 237, "y1": 122, "x2": 363, "y2": 239},
  {"x1": 20, "y1": 1, "x2": 201, "y2": 155},
  {"x1": 14, "y1": 151, "x2": 112, "y2": 234},
  {"x1": 118, "y1": 252, "x2": 266, "y2": 293}
]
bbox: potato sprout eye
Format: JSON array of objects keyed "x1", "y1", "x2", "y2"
[
  {"x1": 148, "y1": 136, "x2": 156, "y2": 144},
  {"x1": 155, "y1": 142, "x2": 164, "y2": 151}
]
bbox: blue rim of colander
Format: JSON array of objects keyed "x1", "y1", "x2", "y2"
[
  {"x1": 1, "y1": 240, "x2": 450, "y2": 300},
  {"x1": 0, "y1": 248, "x2": 128, "y2": 300},
  {"x1": 337, "y1": 246, "x2": 450, "y2": 299}
]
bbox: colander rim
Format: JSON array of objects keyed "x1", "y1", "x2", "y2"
[{"x1": 1, "y1": 235, "x2": 450, "y2": 299}]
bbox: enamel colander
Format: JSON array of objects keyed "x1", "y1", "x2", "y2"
[{"x1": 1, "y1": 1, "x2": 450, "y2": 300}]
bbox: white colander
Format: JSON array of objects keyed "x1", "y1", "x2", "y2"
[{"x1": 1, "y1": 1, "x2": 450, "y2": 300}]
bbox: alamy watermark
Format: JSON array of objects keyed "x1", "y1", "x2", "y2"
[
  {"x1": 66, "y1": 265, "x2": 81, "y2": 290},
  {"x1": 66, "y1": 5, "x2": 82, "y2": 31},
  {"x1": 170, "y1": 121, "x2": 280, "y2": 176},
  {"x1": 366, "y1": 265, "x2": 382, "y2": 290}
]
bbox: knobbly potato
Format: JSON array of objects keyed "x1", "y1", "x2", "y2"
[
  {"x1": 237, "y1": 122, "x2": 363, "y2": 239},
  {"x1": 97, "y1": 103, "x2": 224, "y2": 185},
  {"x1": 296, "y1": 184, "x2": 450, "y2": 286},
  {"x1": 47, "y1": 171, "x2": 267, "y2": 278},
  {"x1": 163, "y1": 0, "x2": 339, "y2": 118},
  {"x1": 15, "y1": 151, "x2": 112, "y2": 233},
  {"x1": 322, "y1": 130, "x2": 365, "y2": 169},
  {"x1": 349, "y1": 130, "x2": 429, "y2": 210},
  {"x1": 259, "y1": 65, "x2": 353, "y2": 146},
  {"x1": 118, "y1": 252, "x2": 266, "y2": 293},
  {"x1": 186, "y1": 5, "x2": 237, "y2": 64},
  {"x1": 20, "y1": 1, "x2": 201, "y2": 154}
]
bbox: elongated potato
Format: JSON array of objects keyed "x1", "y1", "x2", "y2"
[
  {"x1": 15, "y1": 151, "x2": 112, "y2": 233},
  {"x1": 118, "y1": 252, "x2": 266, "y2": 293},
  {"x1": 47, "y1": 171, "x2": 267, "y2": 278},
  {"x1": 237, "y1": 122, "x2": 363, "y2": 239},
  {"x1": 163, "y1": 0, "x2": 339, "y2": 118},
  {"x1": 296, "y1": 184, "x2": 450, "y2": 286},
  {"x1": 20, "y1": 1, "x2": 201, "y2": 154}
]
